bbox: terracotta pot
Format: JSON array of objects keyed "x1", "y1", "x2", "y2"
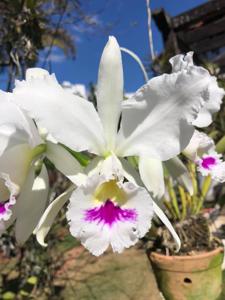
[{"x1": 149, "y1": 247, "x2": 224, "y2": 300}]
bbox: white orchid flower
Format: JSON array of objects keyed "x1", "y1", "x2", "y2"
[
  {"x1": 0, "y1": 92, "x2": 82, "y2": 243},
  {"x1": 142, "y1": 52, "x2": 224, "y2": 197},
  {"x1": 0, "y1": 91, "x2": 48, "y2": 243},
  {"x1": 36, "y1": 155, "x2": 179, "y2": 256},
  {"x1": 67, "y1": 155, "x2": 155, "y2": 256},
  {"x1": 119, "y1": 51, "x2": 223, "y2": 198},
  {"x1": 12, "y1": 36, "x2": 216, "y2": 255},
  {"x1": 184, "y1": 130, "x2": 225, "y2": 182}
]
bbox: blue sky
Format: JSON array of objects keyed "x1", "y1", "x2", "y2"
[{"x1": 27, "y1": 1, "x2": 209, "y2": 92}]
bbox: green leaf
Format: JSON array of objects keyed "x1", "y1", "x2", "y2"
[
  {"x1": 19, "y1": 290, "x2": 29, "y2": 296},
  {"x1": 2, "y1": 292, "x2": 16, "y2": 300},
  {"x1": 27, "y1": 276, "x2": 38, "y2": 285}
]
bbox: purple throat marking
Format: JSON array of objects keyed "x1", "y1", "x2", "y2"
[
  {"x1": 0, "y1": 203, "x2": 7, "y2": 215},
  {"x1": 84, "y1": 200, "x2": 137, "y2": 227},
  {"x1": 201, "y1": 156, "x2": 217, "y2": 169}
]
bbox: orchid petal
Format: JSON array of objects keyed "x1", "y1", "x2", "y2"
[
  {"x1": 196, "y1": 151, "x2": 225, "y2": 182},
  {"x1": 13, "y1": 69, "x2": 106, "y2": 155},
  {"x1": 183, "y1": 130, "x2": 214, "y2": 161},
  {"x1": 211, "y1": 163, "x2": 225, "y2": 182},
  {"x1": 193, "y1": 80, "x2": 224, "y2": 127},
  {"x1": 164, "y1": 157, "x2": 193, "y2": 195},
  {"x1": 116, "y1": 58, "x2": 215, "y2": 159},
  {"x1": 192, "y1": 108, "x2": 213, "y2": 127},
  {"x1": 153, "y1": 201, "x2": 181, "y2": 252},
  {"x1": 139, "y1": 157, "x2": 165, "y2": 199},
  {"x1": 169, "y1": 51, "x2": 194, "y2": 70},
  {"x1": 0, "y1": 173, "x2": 18, "y2": 222},
  {"x1": 34, "y1": 185, "x2": 74, "y2": 247},
  {"x1": 97, "y1": 36, "x2": 123, "y2": 150},
  {"x1": 67, "y1": 176, "x2": 153, "y2": 256},
  {"x1": 0, "y1": 144, "x2": 32, "y2": 187},
  {"x1": 170, "y1": 53, "x2": 225, "y2": 128},
  {"x1": 46, "y1": 142, "x2": 84, "y2": 185},
  {"x1": 0, "y1": 91, "x2": 40, "y2": 152},
  {"x1": 15, "y1": 164, "x2": 49, "y2": 244}
]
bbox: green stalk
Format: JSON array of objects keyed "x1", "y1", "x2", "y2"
[
  {"x1": 189, "y1": 162, "x2": 199, "y2": 213},
  {"x1": 163, "y1": 198, "x2": 177, "y2": 220},
  {"x1": 186, "y1": 193, "x2": 192, "y2": 214},
  {"x1": 189, "y1": 162, "x2": 198, "y2": 196},
  {"x1": 196, "y1": 175, "x2": 212, "y2": 213},
  {"x1": 178, "y1": 185, "x2": 187, "y2": 220},
  {"x1": 167, "y1": 178, "x2": 180, "y2": 220}
]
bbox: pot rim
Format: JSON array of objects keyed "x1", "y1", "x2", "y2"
[{"x1": 149, "y1": 246, "x2": 224, "y2": 261}]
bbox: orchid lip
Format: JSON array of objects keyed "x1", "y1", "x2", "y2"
[
  {"x1": 84, "y1": 199, "x2": 137, "y2": 227},
  {"x1": 0, "y1": 197, "x2": 16, "y2": 221},
  {"x1": 0, "y1": 203, "x2": 7, "y2": 215},
  {"x1": 201, "y1": 156, "x2": 217, "y2": 170},
  {"x1": 0, "y1": 173, "x2": 18, "y2": 221}
]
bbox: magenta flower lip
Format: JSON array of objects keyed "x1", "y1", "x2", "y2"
[
  {"x1": 201, "y1": 156, "x2": 217, "y2": 170},
  {"x1": 0, "y1": 203, "x2": 7, "y2": 215},
  {"x1": 84, "y1": 199, "x2": 137, "y2": 227}
]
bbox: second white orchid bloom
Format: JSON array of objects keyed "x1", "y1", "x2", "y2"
[
  {"x1": 12, "y1": 36, "x2": 220, "y2": 255},
  {"x1": 184, "y1": 130, "x2": 225, "y2": 182},
  {"x1": 0, "y1": 91, "x2": 83, "y2": 244},
  {"x1": 0, "y1": 91, "x2": 49, "y2": 243}
]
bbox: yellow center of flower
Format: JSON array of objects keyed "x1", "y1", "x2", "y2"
[{"x1": 94, "y1": 180, "x2": 127, "y2": 205}]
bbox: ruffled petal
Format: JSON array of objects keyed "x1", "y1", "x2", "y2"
[
  {"x1": 170, "y1": 52, "x2": 225, "y2": 128},
  {"x1": 139, "y1": 157, "x2": 165, "y2": 199},
  {"x1": 0, "y1": 175, "x2": 18, "y2": 235},
  {"x1": 116, "y1": 56, "x2": 216, "y2": 159},
  {"x1": 97, "y1": 36, "x2": 123, "y2": 151},
  {"x1": 169, "y1": 52, "x2": 194, "y2": 72},
  {"x1": 0, "y1": 173, "x2": 18, "y2": 221},
  {"x1": 66, "y1": 176, "x2": 153, "y2": 256},
  {"x1": 193, "y1": 76, "x2": 224, "y2": 127},
  {"x1": 211, "y1": 162, "x2": 225, "y2": 182},
  {"x1": 196, "y1": 150, "x2": 225, "y2": 182},
  {"x1": 13, "y1": 68, "x2": 106, "y2": 155},
  {"x1": 15, "y1": 164, "x2": 49, "y2": 244}
]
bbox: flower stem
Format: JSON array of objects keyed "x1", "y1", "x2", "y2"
[
  {"x1": 178, "y1": 185, "x2": 187, "y2": 220},
  {"x1": 196, "y1": 175, "x2": 212, "y2": 213},
  {"x1": 167, "y1": 178, "x2": 180, "y2": 220}
]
